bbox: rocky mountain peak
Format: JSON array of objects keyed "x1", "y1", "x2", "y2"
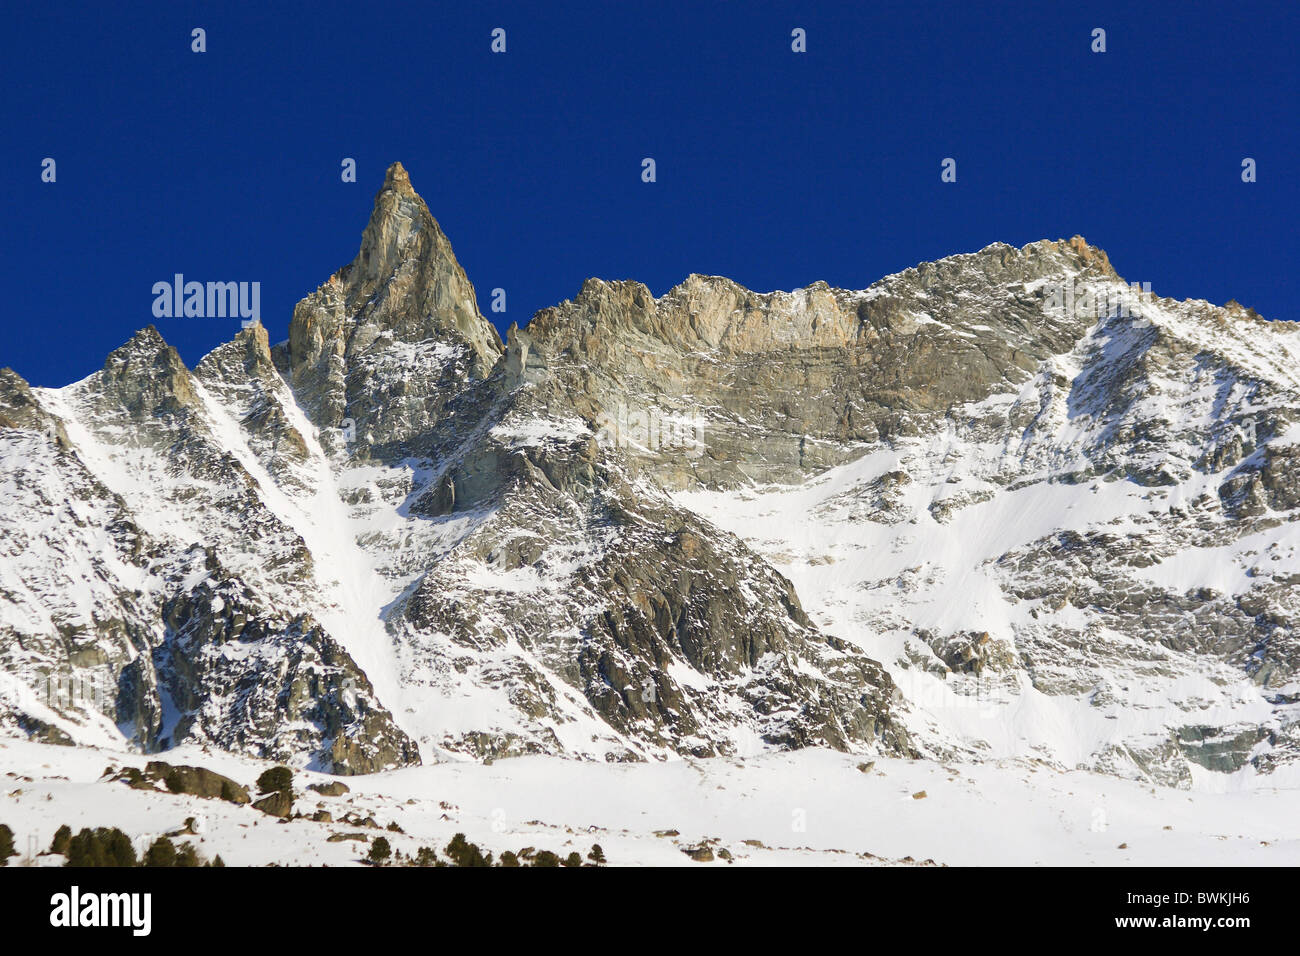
[
  {"x1": 200, "y1": 321, "x2": 276, "y2": 380},
  {"x1": 92, "y1": 325, "x2": 198, "y2": 419},
  {"x1": 0, "y1": 367, "x2": 33, "y2": 409},
  {"x1": 380, "y1": 159, "x2": 415, "y2": 194},
  {"x1": 281, "y1": 163, "x2": 504, "y2": 439},
  {"x1": 108, "y1": 323, "x2": 172, "y2": 360},
  {"x1": 356, "y1": 161, "x2": 454, "y2": 287},
  {"x1": 0, "y1": 367, "x2": 51, "y2": 435},
  {"x1": 1055, "y1": 234, "x2": 1117, "y2": 274}
]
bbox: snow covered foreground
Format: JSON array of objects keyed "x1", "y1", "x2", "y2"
[{"x1": 1, "y1": 737, "x2": 1295, "y2": 867}]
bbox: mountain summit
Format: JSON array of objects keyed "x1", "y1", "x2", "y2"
[
  {"x1": 0, "y1": 164, "x2": 1296, "y2": 786},
  {"x1": 282, "y1": 161, "x2": 502, "y2": 453}
]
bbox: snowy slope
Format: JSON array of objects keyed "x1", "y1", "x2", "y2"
[{"x1": 2, "y1": 737, "x2": 1296, "y2": 867}]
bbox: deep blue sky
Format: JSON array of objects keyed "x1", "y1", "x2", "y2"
[{"x1": 4, "y1": 1, "x2": 1295, "y2": 386}]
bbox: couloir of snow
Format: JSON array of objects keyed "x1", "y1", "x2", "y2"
[{"x1": 1, "y1": 737, "x2": 1295, "y2": 867}]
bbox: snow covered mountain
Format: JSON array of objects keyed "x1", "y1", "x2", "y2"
[{"x1": 1, "y1": 162, "x2": 1296, "y2": 790}]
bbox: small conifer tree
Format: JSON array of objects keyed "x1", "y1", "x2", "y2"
[
  {"x1": 0, "y1": 824, "x2": 15, "y2": 865},
  {"x1": 144, "y1": 836, "x2": 178, "y2": 868},
  {"x1": 367, "y1": 837, "x2": 392, "y2": 865},
  {"x1": 256, "y1": 766, "x2": 293, "y2": 795},
  {"x1": 50, "y1": 824, "x2": 72, "y2": 855}
]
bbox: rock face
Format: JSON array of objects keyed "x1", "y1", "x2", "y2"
[
  {"x1": 1, "y1": 162, "x2": 1297, "y2": 787},
  {"x1": 513, "y1": 239, "x2": 1112, "y2": 491},
  {"x1": 279, "y1": 161, "x2": 502, "y2": 458}
]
